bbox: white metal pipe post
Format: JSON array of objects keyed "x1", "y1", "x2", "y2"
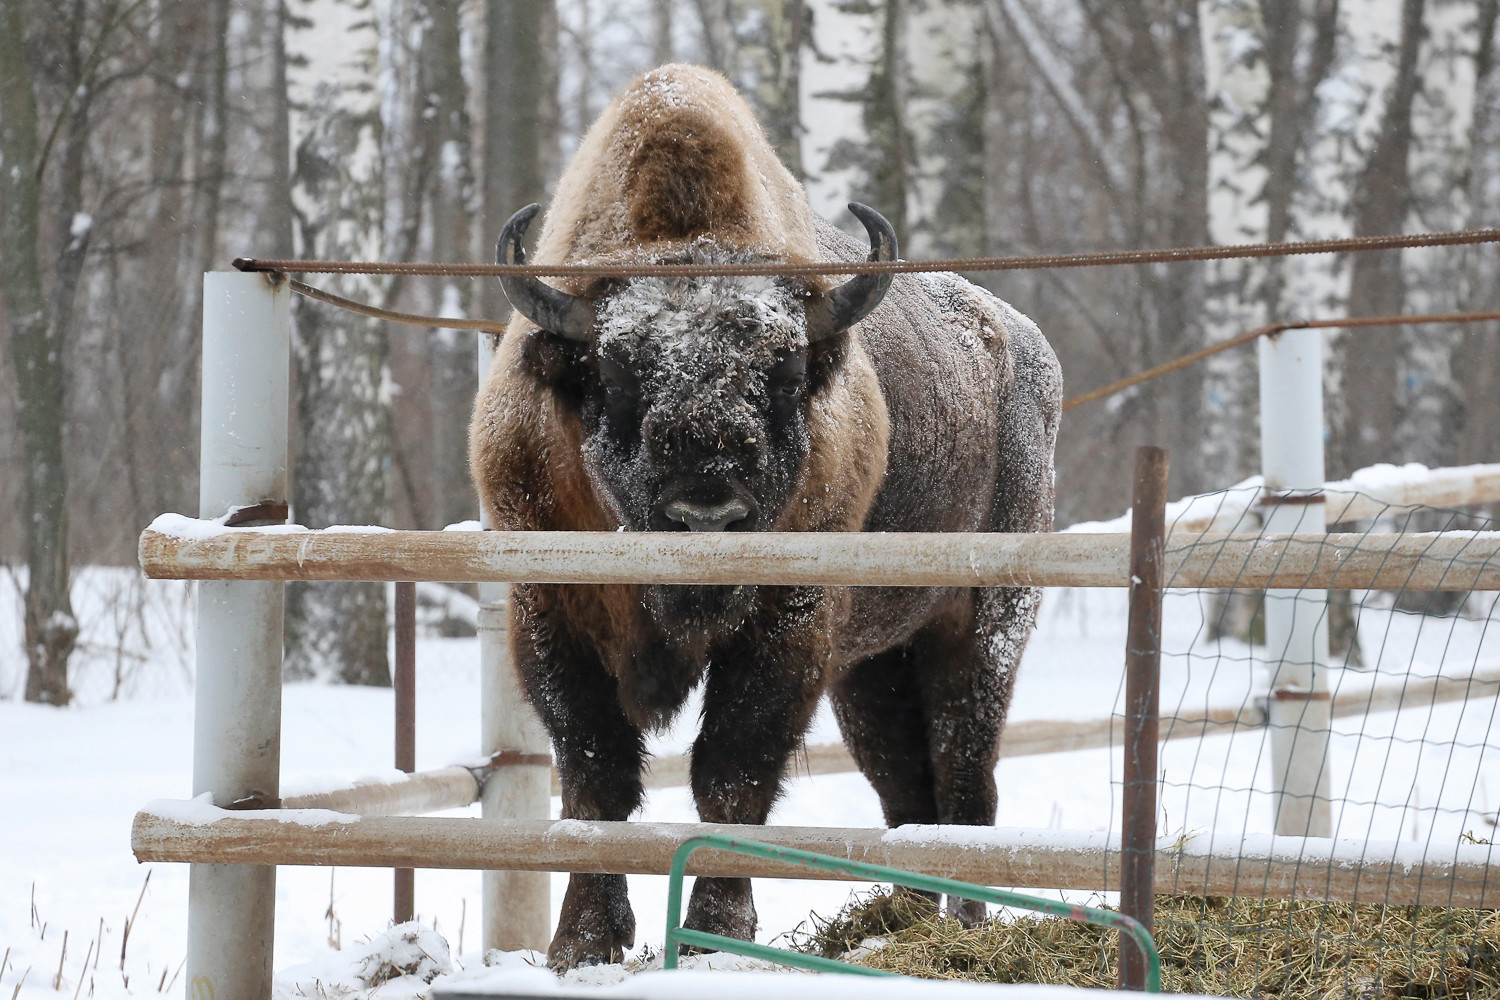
[
  {"x1": 476, "y1": 334, "x2": 552, "y2": 952},
  {"x1": 188, "y1": 272, "x2": 291, "y2": 1000},
  {"x1": 1258, "y1": 327, "x2": 1333, "y2": 837}
]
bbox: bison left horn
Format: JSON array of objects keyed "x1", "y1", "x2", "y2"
[
  {"x1": 496, "y1": 204, "x2": 597, "y2": 341},
  {"x1": 806, "y1": 203, "x2": 898, "y2": 343}
]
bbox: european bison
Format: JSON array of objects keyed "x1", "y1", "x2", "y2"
[{"x1": 470, "y1": 64, "x2": 1061, "y2": 969}]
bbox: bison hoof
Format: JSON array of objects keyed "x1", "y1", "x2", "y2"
[
  {"x1": 546, "y1": 919, "x2": 635, "y2": 971},
  {"x1": 946, "y1": 895, "x2": 987, "y2": 928},
  {"x1": 682, "y1": 875, "x2": 758, "y2": 950},
  {"x1": 548, "y1": 873, "x2": 636, "y2": 971}
]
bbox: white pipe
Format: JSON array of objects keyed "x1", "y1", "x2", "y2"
[
  {"x1": 1258, "y1": 328, "x2": 1333, "y2": 837},
  {"x1": 476, "y1": 333, "x2": 551, "y2": 954},
  {"x1": 188, "y1": 272, "x2": 291, "y2": 1000}
]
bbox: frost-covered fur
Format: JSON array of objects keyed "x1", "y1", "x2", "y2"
[{"x1": 469, "y1": 64, "x2": 1061, "y2": 970}]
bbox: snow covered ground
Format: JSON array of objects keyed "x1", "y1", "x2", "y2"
[{"x1": 2, "y1": 569, "x2": 1497, "y2": 999}]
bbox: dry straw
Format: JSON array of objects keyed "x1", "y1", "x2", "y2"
[{"x1": 794, "y1": 888, "x2": 1500, "y2": 998}]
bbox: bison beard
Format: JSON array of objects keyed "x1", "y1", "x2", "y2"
[{"x1": 470, "y1": 65, "x2": 1061, "y2": 970}]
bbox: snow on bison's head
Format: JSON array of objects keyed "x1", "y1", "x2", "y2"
[{"x1": 495, "y1": 202, "x2": 895, "y2": 633}]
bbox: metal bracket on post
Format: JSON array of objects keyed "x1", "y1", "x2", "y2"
[
  {"x1": 187, "y1": 271, "x2": 291, "y2": 1000},
  {"x1": 1258, "y1": 327, "x2": 1333, "y2": 838},
  {"x1": 476, "y1": 333, "x2": 552, "y2": 954},
  {"x1": 1121, "y1": 446, "x2": 1168, "y2": 991}
]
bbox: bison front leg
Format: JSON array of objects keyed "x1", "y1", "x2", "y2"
[
  {"x1": 686, "y1": 589, "x2": 827, "y2": 945},
  {"x1": 512, "y1": 590, "x2": 647, "y2": 970}
]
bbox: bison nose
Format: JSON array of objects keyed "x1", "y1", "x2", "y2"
[{"x1": 663, "y1": 498, "x2": 752, "y2": 532}]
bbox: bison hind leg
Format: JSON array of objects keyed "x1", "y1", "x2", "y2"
[{"x1": 830, "y1": 642, "x2": 941, "y2": 829}]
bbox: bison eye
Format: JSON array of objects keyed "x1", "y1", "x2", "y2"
[
  {"x1": 768, "y1": 353, "x2": 808, "y2": 400},
  {"x1": 598, "y1": 358, "x2": 639, "y2": 400}
]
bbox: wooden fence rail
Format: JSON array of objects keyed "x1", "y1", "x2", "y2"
[
  {"x1": 132, "y1": 807, "x2": 1500, "y2": 909},
  {"x1": 140, "y1": 521, "x2": 1500, "y2": 590}
]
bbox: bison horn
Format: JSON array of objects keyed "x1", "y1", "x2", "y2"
[
  {"x1": 806, "y1": 203, "x2": 898, "y2": 343},
  {"x1": 496, "y1": 204, "x2": 596, "y2": 341}
]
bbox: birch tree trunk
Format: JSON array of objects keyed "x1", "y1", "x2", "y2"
[{"x1": 284, "y1": 0, "x2": 393, "y2": 686}]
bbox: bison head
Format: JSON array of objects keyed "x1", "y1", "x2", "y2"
[{"x1": 499, "y1": 204, "x2": 895, "y2": 635}]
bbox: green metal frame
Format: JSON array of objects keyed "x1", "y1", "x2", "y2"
[{"x1": 662, "y1": 833, "x2": 1162, "y2": 992}]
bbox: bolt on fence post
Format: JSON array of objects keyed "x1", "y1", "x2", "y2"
[
  {"x1": 1257, "y1": 328, "x2": 1333, "y2": 838},
  {"x1": 187, "y1": 271, "x2": 291, "y2": 1000},
  {"x1": 394, "y1": 581, "x2": 417, "y2": 924},
  {"x1": 476, "y1": 332, "x2": 552, "y2": 953},
  {"x1": 1121, "y1": 446, "x2": 1168, "y2": 991}
]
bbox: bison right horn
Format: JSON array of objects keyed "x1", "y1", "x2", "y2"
[
  {"x1": 496, "y1": 204, "x2": 597, "y2": 341},
  {"x1": 806, "y1": 203, "x2": 898, "y2": 343}
]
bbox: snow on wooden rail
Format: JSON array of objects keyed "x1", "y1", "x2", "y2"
[
  {"x1": 139, "y1": 516, "x2": 1500, "y2": 590},
  {"x1": 1067, "y1": 461, "x2": 1500, "y2": 536},
  {"x1": 131, "y1": 804, "x2": 1500, "y2": 908}
]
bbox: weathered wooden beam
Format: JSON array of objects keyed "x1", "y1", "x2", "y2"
[
  {"x1": 131, "y1": 809, "x2": 1500, "y2": 908},
  {"x1": 282, "y1": 766, "x2": 479, "y2": 816},
  {"x1": 139, "y1": 521, "x2": 1500, "y2": 590},
  {"x1": 285, "y1": 668, "x2": 1500, "y2": 807}
]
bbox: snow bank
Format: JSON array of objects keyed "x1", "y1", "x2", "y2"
[
  {"x1": 433, "y1": 957, "x2": 1220, "y2": 999},
  {"x1": 273, "y1": 923, "x2": 453, "y2": 1000}
]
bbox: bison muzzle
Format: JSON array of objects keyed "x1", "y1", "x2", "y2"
[{"x1": 470, "y1": 64, "x2": 1061, "y2": 970}]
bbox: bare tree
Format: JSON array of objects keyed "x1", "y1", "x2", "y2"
[
  {"x1": 1332, "y1": 0, "x2": 1425, "y2": 478},
  {"x1": 482, "y1": 0, "x2": 557, "y2": 321},
  {"x1": 653, "y1": 0, "x2": 675, "y2": 65},
  {"x1": 283, "y1": 0, "x2": 394, "y2": 686},
  {"x1": 0, "y1": 0, "x2": 149, "y2": 703}
]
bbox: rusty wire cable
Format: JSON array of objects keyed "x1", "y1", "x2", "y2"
[
  {"x1": 243, "y1": 229, "x2": 1500, "y2": 413},
  {"x1": 232, "y1": 226, "x2": 1500, "y2": 279},
  {"x1": 1061, "y1": 309, "x2": 1500, "y2": 412}
]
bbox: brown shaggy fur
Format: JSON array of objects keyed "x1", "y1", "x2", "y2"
[{"x1": 469, "y1": 63, "x2": 1060, "y2": 972}]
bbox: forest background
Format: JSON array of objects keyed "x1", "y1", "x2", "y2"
[{"x1": 2, "y1": 0, "x2": 1498, "y2": 700}]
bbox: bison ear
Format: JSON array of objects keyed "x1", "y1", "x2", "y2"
[
  {"x1": 519, "y1": 325, "x2": 590, "y2": 394},
  {"x1": 805, "y1": 203, "x2": 897, "y2": 343}
]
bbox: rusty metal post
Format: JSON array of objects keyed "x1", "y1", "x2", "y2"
[
  {"x1": 1120, "y1": 446, "x2": 1167, "y2": 991},
  {"x1": 393, "y1": 581, "x2": 416, "y2": 923}
]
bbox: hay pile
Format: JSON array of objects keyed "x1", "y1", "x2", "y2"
[{"x1": 791, "y1": 889, "x2": 1500, "y2": 998}]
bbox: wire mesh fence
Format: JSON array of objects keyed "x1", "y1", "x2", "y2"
[{"x1": 1104, "y1": 489, "x2": 1500, "y2": 997}]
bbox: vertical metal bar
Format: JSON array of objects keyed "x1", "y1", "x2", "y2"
[
  {"x1": 476, "y1": 333, "x2": 552, "y2": 953},
  {"x1": 1121, "y1": 446, "x2": 1168, "y2": 991},
  {"x1": 187, "y1": 271, "x2": 290, "y2": 1000},
  {"x1": 393, "y1": 581, "x2": 416, "y2": 924},
  {"x1": 1258, "y1": 329, "x2": 1333, "y2": 837}
]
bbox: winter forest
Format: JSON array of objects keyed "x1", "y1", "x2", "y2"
[{"x1": 2, "y1": 0, "x2": 1499, "y2": 703}]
